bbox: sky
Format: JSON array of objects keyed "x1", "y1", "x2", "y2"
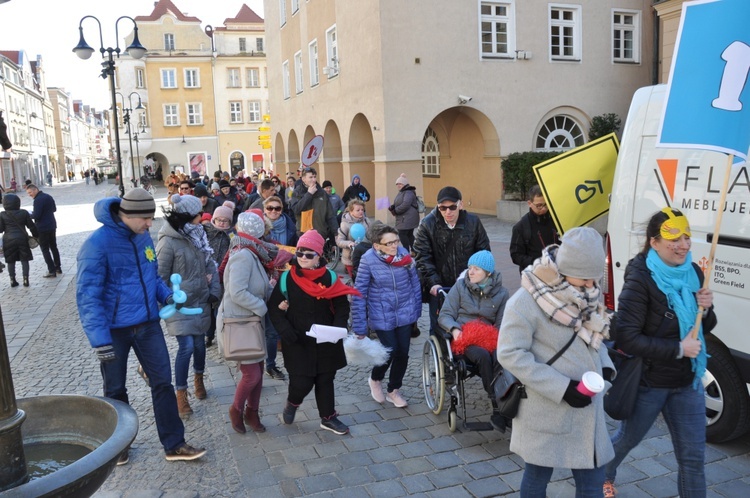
[{"x1": 0, "y1": 0, "x2": 265, "y2": 110}]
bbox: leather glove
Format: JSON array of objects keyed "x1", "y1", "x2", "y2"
[
  {"x1": 602, "y1": 368, "x2": 614, "y2": 383},
  {"x1": 95, "y1": 345, "x2": 116, "y2": 363},
  {"x1": 563, "y1": 380, "x2": 592, "y2": 408},
  {"x1": 207, "y1": 295, "x2": 219, "y2": 305}
]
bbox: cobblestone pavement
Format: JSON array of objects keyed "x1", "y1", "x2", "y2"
[{"x1": 3, "y1": 180, "x2": 750, "y2": 497}]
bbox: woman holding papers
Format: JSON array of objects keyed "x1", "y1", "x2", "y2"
[
  {"x1": 268, "y1": 229, "x2": 361, "y2": 435},
  {"x1": 352, "y1": 223, "x2": 422, "y2": 408}
]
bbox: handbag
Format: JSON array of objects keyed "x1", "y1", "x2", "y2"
[
  {"x1": 28, "y1": 236, "x2": 39, "y2": 249},
  {"x1": 221, "y1": 315, "x2": 266, "y2": 362},
  {"x1": 603, "y1": 344, "x2": 643, "y2": 420},
  {"x1": 492, "y1": 330, "x2": 578, "y2": 419}
]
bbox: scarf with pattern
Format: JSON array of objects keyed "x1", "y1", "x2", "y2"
[{"x1": 179, "y1": 222, "x2": 216, "y2": 270}]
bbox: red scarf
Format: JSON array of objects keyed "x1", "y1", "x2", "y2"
[
  {"x1": 290, "y1": 266, "x2": 362, "y2": 299},
  {"x1": 382, "y1": 253, "x2": 413, "y2": 267}
]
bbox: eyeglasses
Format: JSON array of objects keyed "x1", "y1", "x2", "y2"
[
  {"x1": 295, "y1": 251, "x2": 318, "y2": 260},
  {"x1": 378, "y1": 239, "x2": 400, "y2": 247},
  {"x1": 213, "y1": 217, "x2": 231, "y2": 225},
  {"x1": 437, "y1": 204, "x2": 459, "y2": 212},
  {"x1": 265, "y1": 205, "x2": 283, "y2": 212},
  {"x1": 532, "y1": 203, "x2": 547, "y2": 209}
]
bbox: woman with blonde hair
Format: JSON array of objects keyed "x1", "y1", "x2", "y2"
[{"x1": 336, "y1": 198, "x2": 370, "y2": 278}]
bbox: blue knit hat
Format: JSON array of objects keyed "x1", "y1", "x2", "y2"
[{"x1": 468, "y1": 250, "x2": 495, "y2": 274}]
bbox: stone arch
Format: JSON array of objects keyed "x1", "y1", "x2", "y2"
[
  {"x1": 321, "y1": 120, "x2": 343, "y2": 192},
  {"x1": 347, "y1": 114, "x2": 375, "y2": 213},
  {"x1": 533, "y1": 106, "x2": 591, "y2": 151},
  {"x1": 274, "y1": 133, "x2": 287, "y2": 176},
  {"x1": 288, "y1": 129, "x2": 301, "y2": 171}
]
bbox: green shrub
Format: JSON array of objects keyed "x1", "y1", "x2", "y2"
[
  {"x1": 501, "y1": 151, "x2": 560, "y2": 197},
  {"x1": 588, "y1": 113, "x2": 622, "y2": 141}
]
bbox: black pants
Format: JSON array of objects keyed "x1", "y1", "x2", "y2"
[
  {"x1": 398, "y1": 229, "x2": 415, "y2": 253},
  {"x1": 463, "y1": 345, "x2": 501, "y2": 395},
  {"x1": 38, "y1": 230, "x2": 61, "y2": 273},
  {"x1": 288, "y1": 371, "x2": 336, "y2": 418}
]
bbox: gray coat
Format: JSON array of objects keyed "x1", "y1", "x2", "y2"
[
  {"x1": 392, "y1": 185, "x2": 420, "y2": 230},
  {"x1": 437, "y1": 272, "x2": 509, "y2": 332},
  {"x1": 156, "y1": 223, "x2": 220, "y2": 337},
  {"x1": 497, "y1": 289, "x2": 615, "y2": 469}
]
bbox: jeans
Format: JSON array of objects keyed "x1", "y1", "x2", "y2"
[
  {"x1": 521, "y1": 462, "x2": 605, "y2": 498},
  {"x1": 174, "y1": 334, "x2": 206, "y2": 390},
  {"x1": 605, "y1": 383, "x2": 706, "y2": 497},
  {"x1": 265, "y1": 314, "x2": 279, "y2": 369},
  {"x1": 38, "y1": 230, "x2": 61, "y2": 273},
  {"x1": 371, "y1": 324, "x2": 412, "y2": 392},
  {"x1": 101, "y1": 321, "x2": 185, "y2": 452}
]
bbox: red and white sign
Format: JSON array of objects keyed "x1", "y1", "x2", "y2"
[{"x1": 301, "y1": 135, "x2": 324, "y2": 166}]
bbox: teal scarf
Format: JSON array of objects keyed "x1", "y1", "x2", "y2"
[{"x1": 645, "y1": 249, "x2": 707, "y2": 388}]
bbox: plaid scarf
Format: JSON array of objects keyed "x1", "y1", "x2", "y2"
[
  {"x1": 179, "y1": 222, "x2": 216, "y2": 270},
  {"x1": 521, "y1": 245, "x2": 609, "y2": 350}
]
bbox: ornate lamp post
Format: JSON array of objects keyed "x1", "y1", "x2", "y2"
[
  {"x1": 116, "y1": 92, "x2": 144, "y2": 186},
  {"x1": 133, "y1": 122, "x2": 146, "y2": 181},
  {"x1": 73, "y1": 15, "x2": 146, "y2": 197}
]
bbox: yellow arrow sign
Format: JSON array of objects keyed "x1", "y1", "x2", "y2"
[
  {"x1": 261, "y1": 144, "x2": 272, "y2": 149},
  {"x1": 258, "y1": 126, "x2": 270, "y2": 132},
  {"x1": 258, "y1": 135, "x2": 271, "y2": 140}
]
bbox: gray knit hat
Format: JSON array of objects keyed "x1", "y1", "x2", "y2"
[
  {"x1": 170, "y1": 194, "x2": 203, "y2": 217},
  {"x1": 119, "y1": 188, "x2": 156, "y2": 217},
  {"x1": 556, "y1": 227, "x2": 605, "y2": 280},
  {"x1": 236, "y1": 212, "x2": 265, "y2": 238}
]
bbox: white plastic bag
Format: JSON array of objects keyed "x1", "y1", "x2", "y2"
[{"x1": 344, "y1": 335, "x2": 391, "y2": 367}]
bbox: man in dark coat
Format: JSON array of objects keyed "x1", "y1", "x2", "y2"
[
  {"x1": 413, "y1": 186, "x2": 491, "y2": 335},
  {"x1": 290, "y1": 167, "x2": 338, "y2": 241},
  {"x1": 509, "y1": 184, "x2": 560, "y2": 273},
  {"x1": 341, "y1": 174, "x2": 371, "y2": 205},
  {"x1": 26, "y1": 184, "x2": 61, "y2": 277}
]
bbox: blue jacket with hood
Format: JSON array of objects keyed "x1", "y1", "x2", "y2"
[{"x1": 76, "y1": 197, "x2": 172, "y2": 348}]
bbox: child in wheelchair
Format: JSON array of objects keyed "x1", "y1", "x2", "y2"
[{"x1": 437, "y1": 250, "x2": 510, "y2": 431}]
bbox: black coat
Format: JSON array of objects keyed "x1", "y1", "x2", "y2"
[
  {"x1": 341, "y1": 183, "x2": 370, "y2": 204},
  {"x1": 509, "y1": 209, "x2": 560, "y2": 272},
  {"x1": 0, "y1": 195, "x2": 38, "y2": 263},
  {"x1": 267, "y1": 263, "x2": 350, "y2": 376},
  {"x1": 616, "y1": 253, "x2": 717, "y2": 388}
]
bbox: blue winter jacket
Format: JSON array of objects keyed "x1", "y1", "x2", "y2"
[
  {"x1": 351, "y1": 247, "x2": 422, "y2": 335},
  {"x1": 76, "y1": 197, "x2": 172, "y2": 348}
]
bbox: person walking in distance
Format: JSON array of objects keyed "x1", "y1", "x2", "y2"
[
  {"x1": 76, "y1": 188, "x2": 207, "y2": 464},
  {"x1": 509, "y1": 185, "x2": 560, "y2": 273},
  {"x1": 25, "y1": 184, "x2": 62, "y2": 277},
  {"x1": 389, "y1": 174, "x2": 420, "y2": 252}
]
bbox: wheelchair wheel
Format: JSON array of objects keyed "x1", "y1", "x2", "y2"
[
  {"x1": 448, "y1": 408, "x2": 458, "y2": 433},
  {"x1": 323, "y1": 239, "x2": 340, "y2": 270},
  {"x1": 422, "y1": 335, "x2": 446, "y2": 415}
]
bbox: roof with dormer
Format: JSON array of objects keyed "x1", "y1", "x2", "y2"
[
  {"x1": 135, "y1": 0, "x2": 201, "y2": 23},
  {"x1": 213, "y1": 4, "x2": 264, "y2": 32}
]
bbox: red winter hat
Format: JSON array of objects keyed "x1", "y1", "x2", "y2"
[{"x1": 297, "y1": 229, "x2": 325, "y2": 255}]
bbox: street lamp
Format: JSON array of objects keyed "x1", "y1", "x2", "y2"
[
  {"x1": 73, "y1": 15, "x2": 146, "y2": 197},
  {"x1": 116, "y1": 91, "x2": 144, "y2": 186},
  {"x1": 133, "y1": 122, "x2": 146, "y2": 181}
]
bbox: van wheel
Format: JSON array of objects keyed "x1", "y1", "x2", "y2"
[{"x1": 704, "y1": 338, "x2": 750, "y2": 443}]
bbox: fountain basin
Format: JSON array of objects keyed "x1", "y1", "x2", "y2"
[{"x1": 1, "y1": 395, "x2": 138, "y2": 498}]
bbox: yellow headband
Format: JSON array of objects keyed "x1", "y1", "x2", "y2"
[{"x1": 659, "y1": 208, "x2": 691, "y2": 240}]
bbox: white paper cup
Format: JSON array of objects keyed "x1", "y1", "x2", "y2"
[{"x1": 577, "y1": 371, "x2": 604, "y2": 397}]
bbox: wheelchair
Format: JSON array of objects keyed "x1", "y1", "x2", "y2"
[{"x1": 421, "y1": 290, "x2": 495, "y2": 433}]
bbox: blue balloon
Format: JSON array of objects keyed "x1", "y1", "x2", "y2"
[
  {"x1": 350, "y1": 223, "x2": 366, "y2": 243},
  {"x1": 159, "y1": 273, "x2": 204, "y2": 320}
]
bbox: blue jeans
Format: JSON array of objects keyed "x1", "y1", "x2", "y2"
[
  {"x1": 371, "y1": 324, "x2": 412, "y2": 392},
  {"x1": 101, "y1": 321, "x2": 185, "y2": 452},
  {"x1": 605, "y1": 383, "x2": 706, "y2": 497},
  {"x1": 521, "y1": 462, "x2": 605, "y2": 498},
  {"x1": 174, "y1": 334, "x2": 206, "y2": 390},
  {"x1": 265, "y1": 314, "x2": 279, "y2": 369}
]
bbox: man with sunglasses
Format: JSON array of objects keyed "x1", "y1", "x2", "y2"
[
  {"x1": 413, "y1": 186, "x2": 490, "y2": 336},
  {"x1": 509, "y1": 184, "x2": 560, "y2": 274},
  {"x1": 290, "y1": 167, "x2": 338, "y2": 242}
]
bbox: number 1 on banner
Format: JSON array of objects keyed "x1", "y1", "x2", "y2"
[{"x1": 712, "y1": 41, "x2": 750, "y2": 112}]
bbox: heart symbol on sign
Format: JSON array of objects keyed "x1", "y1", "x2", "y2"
[{"x1": 575, "y1": 184, "x2": 596, "y2": 204}]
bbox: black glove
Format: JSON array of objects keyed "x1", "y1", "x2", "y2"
[
  {"x1": 208, "y1": 295, "x2": 219, "y2": 305},
  {"x1": 95, "y1": 345, "x2": 116, "y2": 363},
  {"x1": 602, "y1": 368, "x2": 614, "y2": 383},
  {"x1": 563, "y1": 380, "x2": 592, "y2": 408}
]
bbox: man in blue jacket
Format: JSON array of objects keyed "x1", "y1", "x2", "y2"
[
  {"x1": 26, "y1": 184, "x2": 61, "y2": 278},
  {"x1": 76, "y1": 188, "x2": 206, "y2": 464}
]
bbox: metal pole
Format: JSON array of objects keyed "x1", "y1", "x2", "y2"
[
  {"x1": 107, "y1": 51, "x2": 125, "y2": 198},
  {"x1": 124, "y1": 111, "x2": 135, "y2": 186},
  {"x1": 134, "y1": 132, "x2": 141, "y2": 180}
]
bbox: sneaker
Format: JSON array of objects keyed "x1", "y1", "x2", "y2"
[
  {"x1": 386, "y1": 389, "x2": 408, "y2": 408},
  {"x1": 116, "y1": 448, "x2": 129, "y2": 466},
  {"x1": 368, "y1": 378, "x2": 385, "y2": 403},
  {"x1": 165, "y1": 443, "x2": 206, "y2": 462},
  {"x1": 603, "y1": 480, "x2": 617, "y2": 498},
  {"x1": 282, "y1": 401, "x2": 298, "y2": 425},
  {"x1": 265, "y1": 366, "x2": 286, "y2": 380},
  {"x1": 43, "y1": 272, "x2": 56, "y2": 278},
  {"x1": 320, "y1": 415, "x2": 349, "y2": 435}
]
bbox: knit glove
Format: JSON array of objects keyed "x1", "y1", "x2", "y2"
[
  {"x1": 95, "y1": 345, "x2": 116, "y2": 363},
  {"x1": 563, "y1": 380, "x2": 592, "y2": 408}
]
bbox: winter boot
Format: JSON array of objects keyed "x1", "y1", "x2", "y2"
[
  {"x1": 228, "y1": 405, "x2": 246, "y2": 434},
  {"x1": 194, "y1": 373, "x2": 207, "y2": 400},
  {"x1": 282, "y1": 401, "x2": 299, "y2": 425},
  {"x1": 490, "y1": 398, "x2": 507, "y2": 433},
  {"x1": 10, "y1": 276, "x2": 18, "y2": 288},
  {"x1": 176, "y1": 389, "x2": 193, "y2": 418},
  {"x1": 23, "y1": 277, "x2": 29, "y2": 287},
  {"x1": 243, "y1": 406, "x2": 266, "y2": 432}
]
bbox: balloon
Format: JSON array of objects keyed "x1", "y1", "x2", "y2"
[
  {"x1": 159, "y1": 273, "x2": 204, "y2": 320},
  {"x1": 350, "y1": 223, "x2": 366, "y2": 243}
]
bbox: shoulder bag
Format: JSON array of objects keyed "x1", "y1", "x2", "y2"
[
  {"x1": 603, "y1": 344, "x2": 643, "y2": 420},
  {"x1": 492, "y1": 330, "x2": 578, "y2": 419},
  {"x1": 221, "y1": 315, "x2": 266, "y2": 362}
]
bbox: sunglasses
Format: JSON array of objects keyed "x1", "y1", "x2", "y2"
[
  {"x1": 265, "y1": 206, "x2": 283, "y2": 212},
  {"x1": 295, "y1": 251, "x2": 318, "y2": 260},
  {"x1": 437, "y1": 204, "x2": 459, "y2": 212}
]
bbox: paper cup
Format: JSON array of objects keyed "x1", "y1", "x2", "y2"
[{"x1": 577, "y1": 371, "x2": 604, "y2": 397}]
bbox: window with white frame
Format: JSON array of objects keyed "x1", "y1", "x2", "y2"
[
  {"x1": 256, "y1": 37, "x2": 264, "y2": 52},
  {"x1": 422, "y1": 127, "x2": 440, "y2": 176},
  {"x1": 612, "y1": 10, "x2": 640, "y2": 63},
  {"x1": 549, "y1": 4, "x2": 581, "y2": 61},
  {"x1": 186, "y1": 103, "x2": 203, "y2": 125},
  {"x1": 247, "y1": 68, "x2": 260, "y2": 87},
  {"x1": 184, "y1": 68, "x2": 200, "y2": 88},
  {"x1": 282, "y1": 61, "x2": 291, "y2": 99},
  {"x1": 326, "y1": 25, "x2": 338, "y2": 76},
  {"x1": 161, "y1": 69, "x2": 177, "y2": 88},
  {"x1": 163, "y1": 104, "x2": 179, "y2": 126},
  {"x1": 136, "y1": 68, "x2": 145, "y2": 88},
  {"x1": 292, "y1": 0, "x2": 299, "y2": 14},
  {"x1": 230, "y1": 102, "x2": 242, "y2": 123},
  {"x1": 227, "y1": 68, "x2": 241, "y2": 88},
  {"x1": 535, "y1": 115, "x2": 585, "y2": 150},
  {"x1": 164, "y1": 33, "x2": 175, "y2": 51},
  {"x1": 294, "y1": 51, "x2": 304, "y2": 94},
  {"x1": 248, "y1": 101, "x2": 261, "y2": 122},
  {"x1": 280, "y1": 0, "x2": 287, "y2": 27},
  {"x1": 138, "y1": 111, "x2": 148, "y2": 128},
  {"x1": 239, "y1": 37, "x2": 247, "y2": 52},
  {"x1": 480, "y1": 1, "x2": 515, "y2": 58},
  {"x1": 309, "y1": 40, "x2": 319, "y2": 86}
]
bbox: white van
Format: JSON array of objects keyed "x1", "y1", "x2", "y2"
[{"x1": 605, "y1": 84, "x2": 750, "y2": 443}]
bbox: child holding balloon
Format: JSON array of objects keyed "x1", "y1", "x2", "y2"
[{"x1": 336, "y1": 199, "x2": 370, "y2": 278}]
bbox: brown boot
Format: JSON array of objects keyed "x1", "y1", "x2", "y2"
[
  {"x1": 194, "y1": 373, "x2": 207, "y2": 400},
  {"x1": 243, "y1": 406, "x2": 266, "y2": 432},
  {"x1": 228, "y1": 405, "x2": 246, "y2": 434},
  {"x1": 176, "y1": 389, "x2": 192, "y2": 418}
]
